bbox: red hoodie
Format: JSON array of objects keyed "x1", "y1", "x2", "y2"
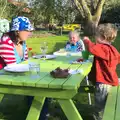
[{"x1": 84, "y1": 39, "x2": 120, "y2": 86}]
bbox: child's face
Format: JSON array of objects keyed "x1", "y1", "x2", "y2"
[{"x1": 69, "y1": 34, "x2": 79, "y2": 44}]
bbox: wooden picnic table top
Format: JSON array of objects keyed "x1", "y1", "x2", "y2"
[
  {"x1": 0, "y1": 55, "x2": 92, "y2": 120},
  {"x1": 0, "y1": 56, "x2": 92, "y2": 90}
]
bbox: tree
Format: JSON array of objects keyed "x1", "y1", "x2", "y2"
[
  {"x1": 54, "y1": 0, "x2": 77, "y2": 24},
  {"x1": 72, "y1": 0, "x2": 106, "y2": 36},
  {"x1": 6, "y1": 0, "x2": 30, "y2": 20},
  {"x1": 0, "y1": 0, "x2": 8, "y2": 18},
  {"x1": 29, "y1": 0, "x2": 78, "y2": 27},
  {"x1": 100, "y1": 0, "x2": 120, "y2": 23}
]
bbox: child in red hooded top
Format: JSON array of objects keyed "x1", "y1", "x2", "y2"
[{"x1": 83, "y1": 23, "x2": 120, "y2": 120}]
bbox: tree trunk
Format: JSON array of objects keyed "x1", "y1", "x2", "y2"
[
  {"x1": 72, "y1": 0, "x2": 105, "y2": 37},
  {"x1": 84, "y1": 19, "x2": 98, "y2": 36}
]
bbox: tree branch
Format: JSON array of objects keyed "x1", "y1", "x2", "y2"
[
  {"x1": 94, "y1": 0, "x2": 105, "y2": 18},
  {"x1": 72, "y1": 0, "x2": 85, "y2": 18},
  {"x1": 79, "y1": 0, "x2": 92, "y2": 20}
]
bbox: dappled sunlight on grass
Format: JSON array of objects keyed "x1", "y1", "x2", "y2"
[{"x1": 27, "y1": 35, "x2": 68, "y2": 54}]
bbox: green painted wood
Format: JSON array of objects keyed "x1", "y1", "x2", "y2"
[
  {"x1": 55, "y1": 56, "x2": 79, "y2": 64},
  {"x1": 36, "y1": 63, "x2": 72, "y2": 88},
  {"x1": 0, "y1": 85, "x2": 77, "y2": 99},
  {"x1": 36, "y1": 74, "x2": 54, "y2": 88},
  {"x1": 48, "y1": 64, "x2": 72, "y2": 89},
  {"x1": 63, "y1": 74, "x2": 84, "y2": 90},
  {"x1": 9, "y1": 61, "x2": 61, "y2": 87},
  {"x1": 103, "y1": 86, "x2": 118, "y2": 120},
  {"x1": 0, "y1": 70, "x2": 30, "y2": 86},
  {"x1": 26, "y1": 96, "x2": 45, "y2": 120},
  {"x1": 48, "y1": 64, "x2": 80, "y2": 89},
  {"x1": 63, "y1": 62, "x2": 92, "y2": 90},
  {"x1": 114, "y1": 86, "x2": 120, "y2": 120},
  {"x1": 22, "y1": 62, "x2": 56, "y2": 87},
  {"x1": 48, "y1": 77, "x2": 68, "y2": 89},
  {"x1": 23, "y1": 72, "x2": 47, "y2": 87},
  {"x1": 58, "y1": 99, "x2": 83, "y2": 120},
  {"x1": 11, "y1": 75, "x2": 31, "y2": 86},
  {"x1": 0, "y1": 94, "x2": 4, "y2": 102},
  {"x1": 23, "y1": 60, "x2": 66, "y2": 87},
  {"x1": 0, "y1": 75, "x2": 12, "y2": 85}
]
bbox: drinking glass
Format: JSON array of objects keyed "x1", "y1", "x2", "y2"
[
  {"x1": 29, "y1": 62, "x2": 40, "y2": 79},
  {"x1": 40, "y1": 42, "x2": 48, "y2": 60}
]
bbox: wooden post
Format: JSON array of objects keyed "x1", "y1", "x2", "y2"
[{"x1": 60, "y1": 27, "x2": 62, "y2": 36}]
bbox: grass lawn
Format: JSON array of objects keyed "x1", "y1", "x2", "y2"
[
  {"x1": 27, "y1": 35, "x2": 68, "y2": 54},
  {"x1": 0, "y1": 30, "x2": 120, "y2": 120}
]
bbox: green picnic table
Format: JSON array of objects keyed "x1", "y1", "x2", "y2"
[
  {"x1": 103, "y1": 85, "x2": 120, "y2": 120},
  {"x1": 0, "y1": 56, "x2": 92, "y2": 120}
]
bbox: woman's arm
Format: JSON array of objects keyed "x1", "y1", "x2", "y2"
[{"x1": 0, "y1": 36, "x2": 16, "y2": 65}]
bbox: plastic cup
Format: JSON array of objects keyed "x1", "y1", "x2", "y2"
[
  {"x1": 82, "y1": 50, "x2": 89, "y2": 60},
  {"x1": 29, "y1": 62, "x2": 40, "y2": 79}
]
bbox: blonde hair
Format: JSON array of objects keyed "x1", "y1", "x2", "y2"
[
  {"x1": 69, "y1": 30, "x2": 80, "y2": 38},
  {"x1": 96, "y1": 23, "x2": 118, "y2": 42}
]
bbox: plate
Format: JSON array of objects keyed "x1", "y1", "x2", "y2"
[
  {"x1": 69, "y1": 61, "x2": 81, "y2": 64},
  {"x1": 68, "y1": 69, "x2": 83, "y2": 75},
  {"x1": 4, "y1": 64, "x2": 29, "y2": 72},
  {"x1": 32, "y1": 55, "x2": 56, "y2": 59}
]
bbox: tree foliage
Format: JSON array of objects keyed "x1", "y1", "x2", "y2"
[
  {"x1": 1, "y1": 0, "x2": 120, "y2": 32},
  {"x1": 29, "y1": 0, "x2": 78, "y2": 26},
  {"x1": 0, "y1": 0, "x2": 8, "y2": 18}
]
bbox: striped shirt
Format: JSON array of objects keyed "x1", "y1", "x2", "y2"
[{"x1": 0, "y1": 36, "x2": 28, "y2": 65}]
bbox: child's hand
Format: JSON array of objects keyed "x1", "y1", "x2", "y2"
[{"x1": 83, "y1": 36, "x2": 90, "y2": 41}]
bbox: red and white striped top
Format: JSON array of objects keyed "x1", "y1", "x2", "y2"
[{"x1": 0, "y1": 36, "x2": 28, "y2": 65}]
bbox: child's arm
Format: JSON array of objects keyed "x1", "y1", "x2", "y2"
[
  {"x1": 83, "y1": 37, "x2": 109, "y2": 60},
  {"x1": 118, "y1": 54, "x2": 120, "y2": 63},
  {"x1": 79, "y1": 39, "x2": 85, "y2": 51}
]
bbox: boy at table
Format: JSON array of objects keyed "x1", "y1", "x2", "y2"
[
  {"x1": 83, "y1": 23, "x2": 120, "y2": 120},
  {"x1": 65, "y1": 30, "x2": 85, "y2": 52}
]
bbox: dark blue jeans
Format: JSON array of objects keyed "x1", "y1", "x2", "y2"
[{"x1": 27, "y1": 96, "x2": 49, "y2": 120}]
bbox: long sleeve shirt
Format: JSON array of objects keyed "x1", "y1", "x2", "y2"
[
  {"x1": 84, "y1": 39, "x2": 120, "y2": 86},
  {"x1": 0, "y1": 35, "x2": 28, "y2": 69}
]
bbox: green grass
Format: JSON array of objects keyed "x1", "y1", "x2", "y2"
[
  {"x1": 27, "y1": 35, "x2": 68, "y2": 54},
  {"x1": 0, "y1": 31, "x2": 120, "y2": 120}
]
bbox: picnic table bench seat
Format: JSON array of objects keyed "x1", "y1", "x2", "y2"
[{"x1": 103, "y1": 85, "x2": 120, "y2": 120}]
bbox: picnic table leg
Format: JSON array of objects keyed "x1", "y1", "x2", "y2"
[
  {"x1": 0, "y1": 94, "x2": 4, "y2": 102},
  {"x1": 26, "y1": 96, "x2": 45, "y2": 120},
  {"x1": 58, "y1": 99, "x2": 83, "y2": 120},
  {"x1": 86, "y1": 76, "x2": 92, "y2": 105}
]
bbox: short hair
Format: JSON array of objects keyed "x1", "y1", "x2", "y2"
[
  {"x1": 69, "y1": 30, "x2": 80, "y2": 38},
  {"x1": 96, "y1": 23, "x2": 118, "y2": 42}
]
